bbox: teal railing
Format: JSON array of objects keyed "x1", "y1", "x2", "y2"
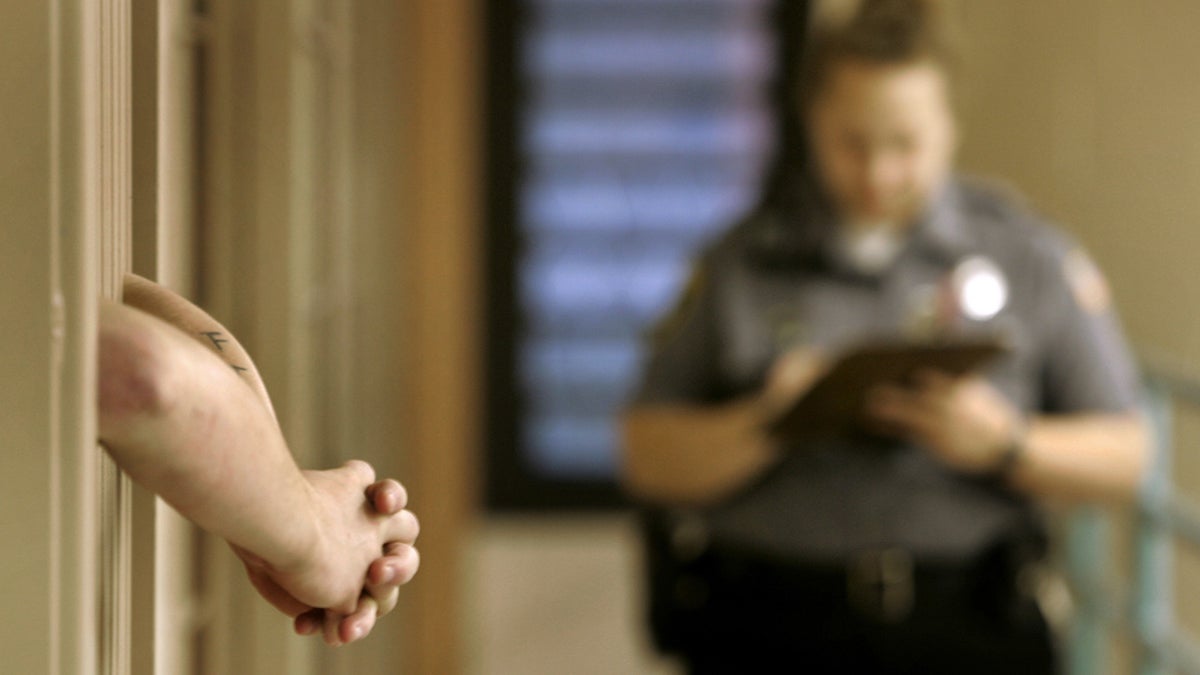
[{"x1": 1066, "y1": 366, "x2": 1200, "y2": 675}]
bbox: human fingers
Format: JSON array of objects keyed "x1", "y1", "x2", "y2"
[
  {"x1": 762, "y1": 349, "x2": 827, "y2": 414},
  {"x1": 340, "y1": 458, "x2": 377, "y2": 485},
  {"x1": 383, "y1": 508, "x2": 420, "y2": 545},
  {"x1": 775, "y1": 349, "x2": 827, "y2": 390},
  {"x1": 323, "y1": 605, "x2": 344, "y2": 646},
  {"x1": 909, "y1": 368, "x2": 956, "y2": 393},
  {"x1": 320, "y1": 596, "x2": 377, "y2": 646},
  {"x1": 365, "y1": 478, "x2": 408, "y2": 515},
  {"x1": 375, "y1": 540, "x2": 420, "y2": 585},
  {"x1": 366, "y1": 584, "x2": 400, "y2": 620},
  {"x1": 865, "y1": 385, "x2": 936, "y2": 437},
  {"x1": 338, "y1": 596, "x2": 380, "y2": 644},
  {"x1": 365, "y1": 543, "x2": 420, "y2": 616},
  {"x1": 294, "y1": 608, "x2": 323, "y2": 636},
  {"x1": 234, "y1": 551, "x2": 312, "y2": 618}
]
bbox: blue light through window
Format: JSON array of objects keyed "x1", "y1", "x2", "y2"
[{"x1": 514, "y1": 0, "x2": 777, "y2": 480}]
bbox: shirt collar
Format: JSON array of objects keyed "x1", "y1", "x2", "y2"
[
  {"x1": 907, "y1": 178, "x2": 974, "y2": 263},
  {"x1": 747, "y1": 173, "x2": 974, "y2": 273},
  {"x1": 812, "y1": 177, "x2": 972, "y2": 277}
]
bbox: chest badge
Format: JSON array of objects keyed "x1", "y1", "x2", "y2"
[{"x1": 951, "y1": 256, "x2": 1009, "y2": 322}]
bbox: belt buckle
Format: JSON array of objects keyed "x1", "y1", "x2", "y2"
[{"x1": 846, "y1": 547, "x2": 915, "y2": 623}]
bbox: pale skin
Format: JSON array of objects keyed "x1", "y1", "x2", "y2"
[
  {"x1": 621, "y1": 59, "x2": 1150, "y2": 507},
  {"x1": 100, "y1": 276, "x2": 420, "y2": 646}
]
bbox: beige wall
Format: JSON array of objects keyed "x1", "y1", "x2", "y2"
[
  {"x1": 1, "y1": 2, "x2": 61, "y2": 671},
  {"x1": 954, "y1": 0, "x2": 1200, "y2": 362}
]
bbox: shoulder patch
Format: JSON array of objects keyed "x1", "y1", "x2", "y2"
[
  {"x1": 650, "y1": 265, "x2": 708, "y2": 346},
  {"x1": 1062, "y1": 248, "x2": 1112, "y2": 315}
]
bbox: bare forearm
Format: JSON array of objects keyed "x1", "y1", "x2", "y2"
[
  {"x1": 100, "y1": 294, "x2": 420, "y2": 637},
  {"x1": 1009, "y1": 412, "x2": 1151, "y2": 503},
  {"x1": 98, "y1": 301, "x2": 316, "y2": 571},
  {"x1": 122, "y1": 273, "x2": 278, "y2": 424},
  {"x1": 620, "y1": 401, "x2": 776, "y2": 506}
]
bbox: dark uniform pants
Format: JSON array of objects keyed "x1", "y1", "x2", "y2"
[{"x1": 663, "y1": 548, "x2": 1056, "y2": 675}]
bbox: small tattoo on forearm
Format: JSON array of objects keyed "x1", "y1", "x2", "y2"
[{"x1": 201, "y1": 331, "x2": 229, "y2": 352}]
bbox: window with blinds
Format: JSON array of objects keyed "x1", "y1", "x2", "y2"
[{"x1": 486, "y1": 0, "x2": 794, "y2": 509}]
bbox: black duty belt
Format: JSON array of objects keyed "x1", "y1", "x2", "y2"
[{"x1": 693, "y1": 545, "x2": 998, "y2": 626}]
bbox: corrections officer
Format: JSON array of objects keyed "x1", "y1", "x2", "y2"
[{"x1": 620, "y1": 1, "x2": 1150, "y2": 673}]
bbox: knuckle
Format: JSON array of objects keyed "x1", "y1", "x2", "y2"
[
  {"x1": 343, "y1": 459, "x2": 376, "y2": 483},
  {"x1": 378, "y1": 589, "x2": 400, "y2": 616},
  {"x1": 397, "y1": 547, "x2": 420, "y2": 584},
  {"x1": 389, "y1": 480, "x2": 408, "y2": 509},
  {"x1": 396, "y1": 478, "x2": 415, "y2": 504},
  {"x1": 385, "y1": 539, "x2": 413, "y2": 557}
]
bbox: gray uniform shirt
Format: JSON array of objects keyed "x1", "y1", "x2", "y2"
[{"x1": 634, "y1": 175, "x2": 1140, "y2": 565}]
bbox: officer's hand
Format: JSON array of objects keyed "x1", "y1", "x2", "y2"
[
  {"x1": 864, "y1": 370, "x2": 1020, "y2": 474},
  {"x1": 759, "y1": 348, "x2": 828, "y2": 420}
]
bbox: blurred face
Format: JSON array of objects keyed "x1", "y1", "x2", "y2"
[{"x1": 807, "y1": 59, "x2": 957, "y2": 228}]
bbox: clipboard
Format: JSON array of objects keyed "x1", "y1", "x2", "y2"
[{"x1": 765, "y1": 338, "x2": 1009, "y2": 441}]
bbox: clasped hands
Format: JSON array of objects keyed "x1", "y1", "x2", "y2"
[
  {"x1": 235, "y1": 460, "x2": 421, "y2": 646},
  {"x1": 760, "y1": 348, "x2": 1021, "y2": 474}
]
